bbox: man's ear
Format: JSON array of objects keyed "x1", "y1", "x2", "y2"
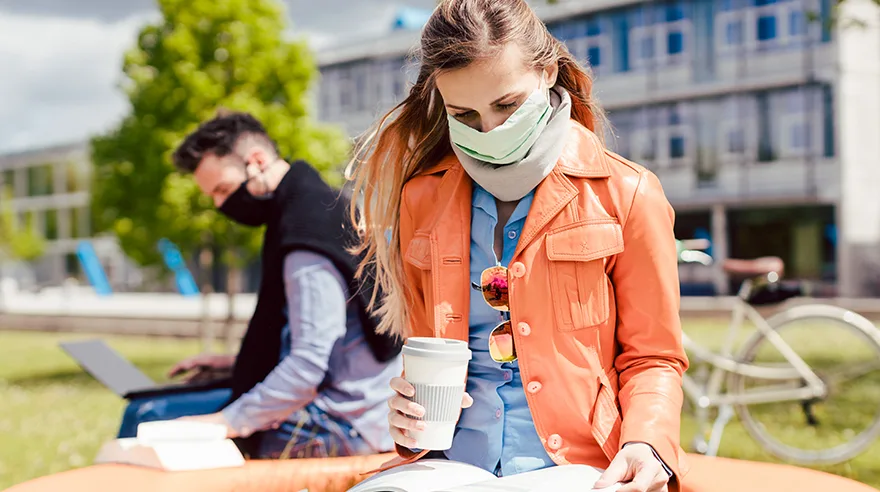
[{"x1": 248, "y1": 147, "x2": 274, "y2": 171}]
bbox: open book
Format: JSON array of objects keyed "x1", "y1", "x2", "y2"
[
  {"x1": 349, "y1": 460, "x2": 622, "y2": 492},
  {"x1": 94, "y1": 421, "x2": 245, "y2": 472}
]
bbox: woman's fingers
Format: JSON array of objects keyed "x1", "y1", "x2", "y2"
[
  {"x1": 388, "y1": 410, "x2": 426, "y2": 432},
  {"x1": 462, "y1": 392, "x2": 474, "y2": 408},
  {"x1": 390, "y1": 377, "x2": 415, "y2": 397},
  {"x1": 388, "y1": 393, "x2": 426, "y2": 418},
  {"x1": 389, "y1": 424, "x2": 417, "y2": 448}
]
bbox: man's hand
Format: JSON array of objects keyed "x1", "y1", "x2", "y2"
[
  {"x1": 176, "y1": 412, "x2": 238, "y2": 439},
  {"x1": 168, "y1": 353, "x2": 236, "y2": 381},
  {"x1": 593, "y1": 443, "x2": 670, "y2": 492}
]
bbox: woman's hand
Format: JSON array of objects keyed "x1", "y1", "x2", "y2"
[
  {"x1": 593, "y1": 443, "x2": 669, "y2": 492},
  {"x1": 387, "y1": 377, "x2": 473, "y2": 448}
]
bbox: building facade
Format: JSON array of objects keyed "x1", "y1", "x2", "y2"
[
  {"x1": 0, "y1": 143, "x2": 136, "y2": 289},
  {"x1": 315, "y1": 0, "x2": 880, "y2": 296}
]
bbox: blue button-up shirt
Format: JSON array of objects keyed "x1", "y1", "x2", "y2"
[
  {"x1": 445, "y1": 186, "x2": 556, "y2": 476},
  {"x1": 222, "y1": 250, "x2": 402, "y2": 452}
]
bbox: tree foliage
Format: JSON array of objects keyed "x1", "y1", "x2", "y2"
[
  {"x1": 0, "y1": 187, "x2": 46, "y2": 262},
  {"x1": 91, "y1": 0, "x2": 349, "y2": 268}
]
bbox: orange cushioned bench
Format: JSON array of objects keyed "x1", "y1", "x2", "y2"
[{"x1": 6, "y1": 453, "x2": 875, "y2": 492}]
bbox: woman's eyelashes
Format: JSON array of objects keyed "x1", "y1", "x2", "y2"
[{"x1": 451, "y1": 100, "x2": 521, "y2": 121}]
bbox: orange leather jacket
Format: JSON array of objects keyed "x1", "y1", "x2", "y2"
[{"x1": 398, "y1": 121, "x2": 690, "y2": 488}]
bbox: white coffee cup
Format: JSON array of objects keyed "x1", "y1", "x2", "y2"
[{"x1": 402, "y1": 337, "x2": 472, "y2": 451}]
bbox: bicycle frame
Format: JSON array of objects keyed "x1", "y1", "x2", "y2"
[{"x1": 681, "y1": 278, "x2": 827, "y2": 410}]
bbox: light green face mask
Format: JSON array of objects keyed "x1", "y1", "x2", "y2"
[{"x1": 446, "y1": 86, "x2": 552, "y2": 165}]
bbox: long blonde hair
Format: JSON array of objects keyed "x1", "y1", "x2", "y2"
[{"x1": 348, "y1": 0, "x2": 606, "y2": 339}]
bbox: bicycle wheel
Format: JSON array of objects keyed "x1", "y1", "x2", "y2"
[{"x1": 728, "y1": 304, "x2": 880, "y2": 465}]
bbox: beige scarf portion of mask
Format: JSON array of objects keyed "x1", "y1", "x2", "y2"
[{"x1": 452, "y1": 86, "x2": 572, "y2": 202}]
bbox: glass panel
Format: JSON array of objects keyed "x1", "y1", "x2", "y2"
[
  {"x1": 668, "y1": 31, "x2": 684, "y2": 54},
  {"x1": 670, "y1": 136, "x2": 687, "y2": 158},
  {"x1": 790, "y1": 122, "x2": 811, "y2": 149},
  {"x1": 2, "y1": 170, "x2": 14, "y2": 194},
  {"x1": 789, "y1": 10, "x2": 807, "y2": 36},
  {"x1": 27, "y1": 165, "x2": 53, "y2": 196},
  {"x1": 45, "y1": 209, "x2": 58, "y2": 240},
  {"x1": 757, "y1": 15, "x2": 777, "y2": 41},
  {"x1": 726, "y1": 20, "x2": 744, "y2": 45},
  {"x1": 640, "y1": 36, "x2": 655, "y2": 59},
  {"x1": 728, "y1": 129, "x2": 746, "y2": 153},
  {"x1": 588, "y1": 46, "x2": 602, "y2": 67}
]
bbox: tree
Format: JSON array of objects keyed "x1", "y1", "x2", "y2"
[
  {"x1": 0, "y1": 187, "x2": 45, "y2": 263},
  {"x1": 90, "y1": 0, "x2": 349, "y2": 273}
]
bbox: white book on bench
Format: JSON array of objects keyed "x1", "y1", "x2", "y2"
[
  {"x1": 348, "y1": 459, "x2": 622, "y2": 492},
  {"x1": 95, "y1": 421, "x2": 245, "y2": 471}
]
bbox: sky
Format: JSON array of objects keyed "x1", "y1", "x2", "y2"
[{"x1": 0, "y1": 0, "x2": 435, "y2": 155}]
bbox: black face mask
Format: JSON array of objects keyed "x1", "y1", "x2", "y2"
[{"x1": 218, "y1": 180, "x2": 273, "y2": 227}]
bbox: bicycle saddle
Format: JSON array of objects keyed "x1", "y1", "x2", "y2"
[{"x1": 722, "y1": 257, "x2": 785, "y2": 278}]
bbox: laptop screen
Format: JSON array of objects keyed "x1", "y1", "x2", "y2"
[{"x1": 60, "y1": 339, "x2": 157, "y2": 396}]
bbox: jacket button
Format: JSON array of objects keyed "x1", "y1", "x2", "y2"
[
  {"x1": 517, "y1": 322, "x2": 531, "y2": 336},
  {"x1": 511, "y1": 262, "x2": 526, "y2": 278},
  {"x1": 527, "y1": 381, "x2": 543, "y2": 394},
  {"x1": 548, "y1": 434, "x2": 563, "y2": 450}
]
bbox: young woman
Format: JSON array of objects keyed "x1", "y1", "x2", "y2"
[{"x1": 348, "y1": 1, "x2": 689, "y2": 491}]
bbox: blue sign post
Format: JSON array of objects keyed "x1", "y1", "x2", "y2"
[
  {"x1": 158, "y1": 238, "x2": 200, "y2": 296},
  {"x1": 76, "y1": 241, "x2": 113, "y2": 296}
]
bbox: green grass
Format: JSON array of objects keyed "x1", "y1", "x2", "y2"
[
  {"x1": 0, "y1": 330, "x2": 204, "y2": 488},
  {"x1": 1, "y1": 319, "x2": 880, "y2": 489}
]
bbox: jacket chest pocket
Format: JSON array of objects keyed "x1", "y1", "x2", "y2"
[{"x1": 545, "y1": 219, "x2": 624, "y2": 332}]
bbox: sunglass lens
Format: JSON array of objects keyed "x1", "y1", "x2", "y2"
[
  {"x1": 489, "y1": 321, "x2": 517, "y2": 363},
  {"x1": 480, "y1": 266, "x2": 509, "y2": 312}
]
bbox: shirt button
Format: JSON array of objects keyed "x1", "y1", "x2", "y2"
[
  {"x1": 517, "y1": 322, "x2": 531, "y2": 336},
  {"x1": 507, "y1": 230, "x2": 517, "y2": 240},
  {"x1": 503, "y1": 371, "x2": 512, "y2": 382},
  {"x1": 527, "y1": 381, "x2": 543, "y2": 394},
  {"x1": 495, "y1": 409, "x2": 502, "y2": 419},
  {"x1": 548, "y1": 434, "x2": 563, "y2": 450},
  {"x1": 511, "y1": 262, "x2": 526, "y2": 278}
]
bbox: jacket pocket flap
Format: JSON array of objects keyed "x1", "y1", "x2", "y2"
[
  {"x1": 546, "y1": 219, "x2": 624, "y2": 262},
  {"x1": 405, "y1": 234, "x2": 432, "y2": 270}
]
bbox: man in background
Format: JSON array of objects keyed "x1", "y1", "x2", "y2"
[{"x1": 118, "y1": 112, "x2": 401, "y2": 459}]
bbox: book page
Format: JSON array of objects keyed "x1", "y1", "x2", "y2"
[
  {"x1": 442, "y1": 464, "x2": 622, "y2": 492},
  {"x1": 349, "y1": 459, "x2": 497, "y2": 492}
]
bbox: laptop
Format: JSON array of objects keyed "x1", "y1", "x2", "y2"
[{"x1": 59, "y1": 339, "x2": 231, "y2": 400}]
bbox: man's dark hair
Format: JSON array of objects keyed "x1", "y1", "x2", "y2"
[{"x1": 172, "y1": 111, "x2": 280, "y2": 173}]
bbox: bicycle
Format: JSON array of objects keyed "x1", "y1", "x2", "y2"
[{"x1": 677, "y1": 240, "x2": 880, "y2": 465}]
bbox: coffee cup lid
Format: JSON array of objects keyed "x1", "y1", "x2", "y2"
[{"x1": 402, "y1": 337, "x2": 472, "y2": 362}]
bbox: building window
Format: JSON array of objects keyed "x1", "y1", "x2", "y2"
[
  {"x1": 629, "y1": 3, "x2": 691, "y2": 69},
  {"x1": 726, "y1": 19, "x2": 745, "y2": 45},
  {"x1": 72, "y1": 207, "x2": 90, "y2": 239},
  {"x1": 2, "y1": 170, "x2": 14, "y2": 194},
  {"x1": 728, "y1": 128, "x2": 747, "y2": 154},
  {"x1": 789, "y1": 122, "x2": 811, "y2": 150},
  {"x1": 562, "y1": 17, "x2": 612, "y2": 72},
  {"x1": 631, "y1": 130, "x2": 658, "y2": 165},
  {"x1": 45, "y1": 209, "x2": 58, "y2": 241},
  {"x1": 588, "y1": 46, "x2": 602, "y2": 67},
  {"x1": 789, "y1": 10, "x2": 807, "y2": 36},
  {"x1": 27, "y1": 164, "x2": 53, "y2": 197},
  {"x1": 757, "y1": 15, "x2": 777, "y2": 41},
  {"x1": 668, "y1": 31, "x2": 684, "y2": 55},
  {"x1": 639, "y1": 35, "x2": 655, "y2": 60},
  {"x1": 670, "y1": 136, "x2": 687, "y2": 159}
]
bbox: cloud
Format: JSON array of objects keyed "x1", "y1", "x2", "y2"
[
  {"x1": 0, "y1": 0, "x2": 438, "y2": 154},
  {"x1": 0, "y1": 13, "x2": 155, "y2": 154}
]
